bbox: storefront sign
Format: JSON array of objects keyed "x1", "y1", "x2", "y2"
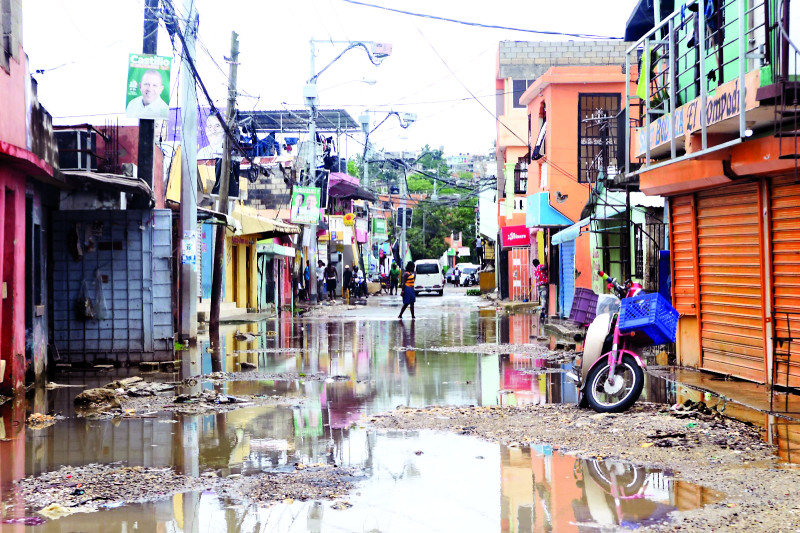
[
  {"x1": 125, "y1": 53, "x2": 172, "y2": 120},
  {"x1": 500, "y1": 225, "x2": 531, "y2": 248},
  {"x1": 290, "y1": 186, "x2": 321, "y2": 225},
  {"x1": 355, "y1": 218, "x2": 368, "y2": 243},
  {"x1": 635, "y1": 70, "x2": 760, "y2": 157},
  {"x1": 372, "y1": 217, "x2": 387, "y2": 236}
]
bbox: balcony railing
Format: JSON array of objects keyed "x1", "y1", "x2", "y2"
[{"x1": 625, "y1": 0, "x2": 780, "y2": 177}]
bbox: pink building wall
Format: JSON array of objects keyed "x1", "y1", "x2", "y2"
[{"x1": 0, "y1": 169, "x2": 28, "y2": 394}]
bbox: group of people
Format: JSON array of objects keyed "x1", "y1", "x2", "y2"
[{"x1": 304, "y1": 260, "x2": 368, "y2": 303}]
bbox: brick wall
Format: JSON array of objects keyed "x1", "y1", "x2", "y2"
[
  {"x1": 498, "y1": 40, "x2": 630, "y2": 80},
  {"x1": 245, "y1": 170, "x2": 292, "y2": 211}
]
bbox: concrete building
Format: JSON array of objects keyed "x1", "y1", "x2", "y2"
[
  {"x1": 0, "y1": 0, "x2": 59, "y2": 392},
  {"x1": 493, "y1": 40, "x2": 629, "y2": 301},
  {"x1": 624, "y1": 0, "x2": 800, "y2": 388}
]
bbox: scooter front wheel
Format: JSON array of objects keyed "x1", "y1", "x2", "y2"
[{"x1": 585, "y1": 354, "x2": 644, "y2": 413}]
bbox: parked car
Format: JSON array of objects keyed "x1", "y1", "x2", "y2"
[
  {"x1": 414, "y1": 259, "x2": 445, "y2": 296},
  {"x1": 459, "y1": 266, "x2": 479, "y2": 287}
]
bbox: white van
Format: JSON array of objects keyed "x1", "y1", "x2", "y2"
[{"x1": 414, "y1": 259, "x2": 444, "y2": 296}]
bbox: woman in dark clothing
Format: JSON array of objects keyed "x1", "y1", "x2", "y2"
[
  {"x1": 325, "y1": 263, "x2": 338, "y2": 301},
  {"x1": 398, "y1": 261, "x2": 416, "y2": 319}
]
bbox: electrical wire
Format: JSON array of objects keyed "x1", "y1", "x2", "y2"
[
  {"x1": 415, "y1": 27, "x2": 529, "y2": 147},
  {"x1": 338, "y1": 0, "x2": 623, "y2": 39}
]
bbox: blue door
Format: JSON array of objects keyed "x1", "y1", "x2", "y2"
[{"x1": 559, "y1": 240, "x2": 575, "y2": 318}]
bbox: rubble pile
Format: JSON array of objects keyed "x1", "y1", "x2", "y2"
[{"x1": 217, "y1": 463, "x2": 360, "y2": 505}]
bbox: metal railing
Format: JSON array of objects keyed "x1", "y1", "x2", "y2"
[{"x1": 625, "y1": 0, "x2": 775, "y2": 177}]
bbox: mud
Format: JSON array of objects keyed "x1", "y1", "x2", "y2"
[
  {"x1": 15, "y1": 462, "x2": 360, "y2": 518},
  {"x1": 367, "y1": 402, "x2": 800, "y2": 532},
  {"x1": 424, "y1": 343, "x2": 551, "y2": 356}
]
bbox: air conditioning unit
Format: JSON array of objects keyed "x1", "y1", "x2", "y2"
[{"x1": 55, "y1": 129, "x2": 98, "y2": 171}]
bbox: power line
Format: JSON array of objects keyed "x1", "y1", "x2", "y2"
[
  {"x1": 415, "y1": 27, "x2": 529, "y2": 147},
  {"x1": 339, "y1": 0, "x2": 623, "y2": 40}
]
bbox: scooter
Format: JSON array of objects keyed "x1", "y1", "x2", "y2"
[{"x1": 567, "y1": 271, "x2": 647, "y2": 413}]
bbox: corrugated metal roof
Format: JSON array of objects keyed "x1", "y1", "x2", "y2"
[
  {"x1": 61, "y1": 170, "x2": 153, "y2": 198},
  {"x1": 237, "y1": 109, "x2": 359, "y2": 133}
]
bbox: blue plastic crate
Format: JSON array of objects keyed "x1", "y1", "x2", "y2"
[{"x1": 618, "y1": 292, "x2": 679, "y2": 345}]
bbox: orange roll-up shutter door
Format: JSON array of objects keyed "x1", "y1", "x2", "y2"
[
  {"x1": 770, "y1": 175, "x2": 800, "y2": 387},
  {"x1": 696, "y1": 183, "x2": 765, "y2": 382},
  {"x1": 670, "y1": 196, "x2": 698, "y2": 315}
]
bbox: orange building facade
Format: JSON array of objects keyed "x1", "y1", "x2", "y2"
[
  {"x1": 624, "y1": 0, "x2": 800, "y2": 388},
  {"x1": 493, "y1": 41, "x2": 630, "y2": 302},
  {"x1": 520, "y1": 66, "x2": 635, "y2": 315}
]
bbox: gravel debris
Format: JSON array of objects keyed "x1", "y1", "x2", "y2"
[
  {"x1": 216, "y1": 464, "x2": 360, "y2": 505},
  {"x1": 15, "y1": 464, "x2": 210, "y2": 511},
  {"x1": 14, "y1": 462, "x2": 362, "y2": 520}
]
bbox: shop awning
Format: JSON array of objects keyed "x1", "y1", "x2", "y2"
[
  {"x1": 232, "y1": 204, "x2": 300, "y2": 238},
  {"x1": 61, "y1": 170, "x2": 153, "y2": 200},
  {"x1": 328, "y1": 172, "x2": 377, "y2": 202},
  {"x1": 624, "y1": 0, "x2": 675, "y2": 41},
  {"x1": 526, "y1": 192, "x2": 573, "y2": 227},
  {"x1": 551, "y1": 189, "x2": 631, "y2": 245},
  {"x1": 551, "y1": 217, "x2": 590, "y2": 245},
  {"x1": 256, "y1": 242, "x2": 295, "y2": 257}
]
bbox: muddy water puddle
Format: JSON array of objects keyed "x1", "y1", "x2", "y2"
[
  {"x1": 0, "y1": 309, "x2": 696, "y2": 530},
  {"x1": 6, "y1": 429, "x2": 719, "y2": 532}
]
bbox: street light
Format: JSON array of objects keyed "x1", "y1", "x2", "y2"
[
  {"x1": 360, "y1": 110, "x2": 416, "y2": 189},
  {"x1": 304, "y1": 39, "x2": 391, "y2": 300}
]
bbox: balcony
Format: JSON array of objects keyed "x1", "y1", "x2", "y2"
[{"x1": 624, "y1": 0, "x2": 788, "y2": 177}]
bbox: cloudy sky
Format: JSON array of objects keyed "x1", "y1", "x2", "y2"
[{"x1": 24, "y1": 0, "x2": 638, "y2": 157}]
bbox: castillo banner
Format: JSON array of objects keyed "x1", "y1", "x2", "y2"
[
  {"x1": 125, "y1": 53, "x2": 172, "y2": 120},
  {"x1": 290, "y1": 186, "x2": 321, "y2": 225}
]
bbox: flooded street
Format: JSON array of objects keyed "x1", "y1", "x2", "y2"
[{"x1": 0, "y1": 291, "x2": 793, "y2": 531}]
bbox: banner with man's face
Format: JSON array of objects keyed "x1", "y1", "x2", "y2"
[
  {"x1": 290, "y1": 186, "x2": 321, "y2": 225},
  {"x1": 125, "y1": 53, "x2": 172, "y2": 120}
]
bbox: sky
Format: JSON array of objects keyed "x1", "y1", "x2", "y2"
[{"x1": 23, "y1": 0, "x2": 638, "y2": 158}]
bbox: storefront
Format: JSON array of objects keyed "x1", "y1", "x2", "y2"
[{"x1": 500, "y1": 225, "x2": 533, "y2": 301}]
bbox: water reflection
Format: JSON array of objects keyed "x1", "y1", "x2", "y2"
[
  {"x1": 12, "y1": 431, "x2": 717, "y2": 532},
  {"x1": 0, "y1": 309, "x2": 726, "y2": 531}
]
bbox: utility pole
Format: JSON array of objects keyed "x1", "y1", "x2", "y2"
[
  {"x1": 400, "y1": 150, "x2": 407, "y2": 270},
  {"x1": 306, "y1": 40, "x2": 319, "y2": 301},
  {"x1": 178, "y1": 0, "x2": 198, "y2": 342},
  {"x1": 209, "y1": 31, "x2": 239, "y2": 333},
  {"x1": 136, "y1": 0, "x2": 159, "y2": 189}
]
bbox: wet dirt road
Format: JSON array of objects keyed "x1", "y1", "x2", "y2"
[{"x1": 0, "y1": 289, "x2": 791, "y2": 531}]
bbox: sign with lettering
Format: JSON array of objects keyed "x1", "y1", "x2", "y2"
[
  {"x1": 635, "y1": 70, "x2": 760, "y2": 158},
  {"x1": 500, "y1": 225, "x2": 531, "y2": 248}
]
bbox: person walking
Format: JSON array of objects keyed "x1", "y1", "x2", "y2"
[
  {"x1": 316, "y1": 260, "x2": 326, "y2": 303},
  {"x1": 389, "y1": 262, "x2": 400, "y2": 295},
  {"x1": 533, "y1": 259, "x2": 549, "y2": 321},
  {"x1": 342, "y1": 265, "x2": 352, "y2": 301},
  {"x1": 454, "y1": 264, "x2": 461, "y2": 287},
  {"x1": 303, "y1": 263, "x2": 310, "y2": 301},
  {"x1": 398, "y1": 261, "x2": 417, "y2": 319},
  {"x1": 324, "y1": 262, "x2": 338, "y2": 302}
]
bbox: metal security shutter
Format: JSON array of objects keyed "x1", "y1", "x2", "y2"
[
  {"x1": 670, "y1": 196, "x2": 698, "y2": 314},
  {"x1": 770, "y1": 176, "x2": 800, "y2": 387},
  {"x1": 696, "y1": 183, "x2": 765, "y2": 381},
  {"x1": 559, "y1": 240, "x2": 575, "y2": 317}
]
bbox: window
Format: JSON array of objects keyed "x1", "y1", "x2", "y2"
[
  {"x1": 512, "y1": 79, "x2": 533, "y2": 109},
  {"x1": 577, "y1": 94, "x2": 621, "y2": 183},
  {"x1": 416, "y1": 263, "x2": 440, "y2": 275},
  {"x1": 514, "y1": 159, "x2": 528, "y2": 195}
]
